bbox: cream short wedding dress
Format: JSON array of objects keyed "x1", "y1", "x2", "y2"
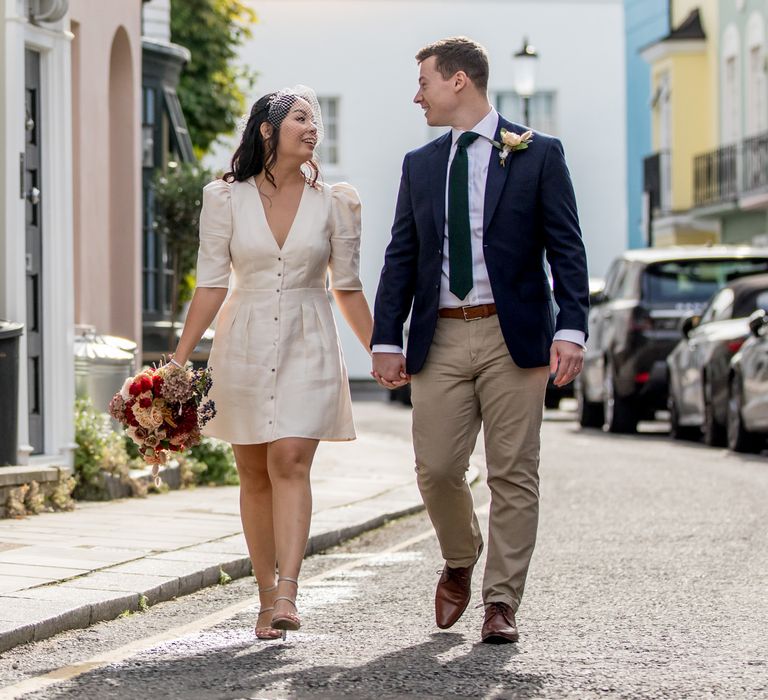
[{"x1": 195, "y1": 177, "x2": 362, "y2": 445}]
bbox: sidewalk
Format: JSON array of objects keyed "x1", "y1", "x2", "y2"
[{"x1": 0, "y1": 402, "x2": 481, "y2": 653}]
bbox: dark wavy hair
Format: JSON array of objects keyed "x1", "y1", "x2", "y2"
[{"x1": 223, "y1": 92, "x2": 320, "y2": 188}]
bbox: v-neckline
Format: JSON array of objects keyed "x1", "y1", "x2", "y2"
[{"x1": 253, "y1": 178, "x2": 308, "y2": 252}]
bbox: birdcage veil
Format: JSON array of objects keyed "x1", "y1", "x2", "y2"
[{"x1": 237, "y1": 85, "x2": 324, "y2": 146}]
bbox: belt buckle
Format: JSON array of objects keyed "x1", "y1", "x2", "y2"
[{"x1": 462, "y1": 305, "x2": 482, "y2": 322}]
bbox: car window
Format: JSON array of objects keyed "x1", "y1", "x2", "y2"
[
  {"x1": 618, "y1": 264, "x2": 638, "y2": 299},
  {"x1": 701, "y1": 288, "x2": 734, "y2": 323},
  {"x1": 642, "y1": 258, "x2": 768, "y2": 309},
  {"x1": 602, "y1": 261, "x2": 622, "y2": 300},
  {"x1": 734, "y1": 288, "x2": 768, "y2": 318}
]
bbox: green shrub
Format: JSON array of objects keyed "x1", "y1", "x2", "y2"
[
  {"x1": 74, "y1": 398, "x2": 144, "y2": 500},
  {"x1": 73, "y1": 398, "x2": 111, "y2": 499},
  {"x1": 188, "y1": 438, "x2": 239, "y2": 486}
]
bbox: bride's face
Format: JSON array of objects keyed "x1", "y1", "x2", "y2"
[{"x1": 276, "y1": 98, "x2": 318, "y2": 161}]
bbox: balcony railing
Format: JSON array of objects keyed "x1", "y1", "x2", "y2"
[
  {"x1": 693, "y1": 144, "x2": 738, "y2": 207},
  {"x1": 692, "y1": 130, "x2": 768, "y2": 208},
  {"x1": 643, "y1": 150, "x2": 671, "y2": 215},
  {"x1": 743, "y1": 131, "x2": 768, "y2": 195}
]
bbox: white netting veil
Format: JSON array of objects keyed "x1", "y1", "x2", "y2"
[
  {"x1": 237, "y1": 86, "x2": 324, "y2": 148},
  {"x1": 266, "y1": 85, "x2": 324, "y2": 146}
]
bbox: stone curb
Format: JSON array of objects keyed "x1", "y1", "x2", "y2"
[{"x1": 0, "y1": 464, "x2": 480, "y2": 654}]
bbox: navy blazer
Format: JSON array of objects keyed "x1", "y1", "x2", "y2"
[{"x1": 372, "y1": 115, "x2": 589, "y2": 374}]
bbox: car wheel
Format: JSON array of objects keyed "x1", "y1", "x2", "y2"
[
  {"x1": 702, "y1": 377, "x2": 727, "y2": 447},
  {"x1": 669, "y1": 396, "x2": 699, "y2": 441},
  {"x1": 603, "y1": 360, "x2": 638, "y2": 434},
  {"x1": 727, "y1": 375, "x2": 762, "y2": 454},
  {"x1": 576, "y1": 376, "x2": 603, "y2": 428},
  {"x1": 544, "y1": 389, "x2": 561, "y2": 410}
]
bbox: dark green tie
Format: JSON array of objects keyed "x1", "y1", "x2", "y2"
[{"x1": 448, "y1": 131, "x2": 480, "y2": 299}]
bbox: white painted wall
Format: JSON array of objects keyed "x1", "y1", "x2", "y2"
[
  {"x1": 1, "y1": 0, "x2": 75, "y2": 464},
  {"x1": 206, "y1": 0, "x2": 627, "y2": 378}
]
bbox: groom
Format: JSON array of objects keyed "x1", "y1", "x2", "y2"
[{"x1": 371, "y1": 37, "x2": 589, "y2": 643}]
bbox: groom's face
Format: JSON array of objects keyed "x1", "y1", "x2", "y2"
[{"x1": 414, "y1": 56, "x2": 459, "y2": 127}]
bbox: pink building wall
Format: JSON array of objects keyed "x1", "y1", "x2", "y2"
[{"x1": 70, "y1": 0, "x2": 143, "y2": 348}]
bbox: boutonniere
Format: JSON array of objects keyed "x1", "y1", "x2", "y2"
[{"x1": 489, "y1": 128, "x2": 533, "y2": 167}]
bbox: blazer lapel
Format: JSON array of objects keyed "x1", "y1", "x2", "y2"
[
  {"x1": 483, "y1": 117, "x2": 519, "y2": 233},
  {"x1": 428, "y1": 133, "x2": 452, "y2": 242}
]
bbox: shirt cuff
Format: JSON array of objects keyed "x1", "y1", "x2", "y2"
[
  {"x1": 553, "y1": 330, "x2": 586, "y2": 349},
  {"x1": 372, "y1": 344, "x2": 404, "y2": 354}
]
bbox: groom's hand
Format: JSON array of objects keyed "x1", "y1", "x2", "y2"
[
  {"x1": 549, "y1": 340, "x2": 585, "y2": 387},
  {"x1": 371, "y1": 352, "x2": 411, "y2": 390}
]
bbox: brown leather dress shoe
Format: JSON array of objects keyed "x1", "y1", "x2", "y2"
[
  {"x1": 481, "y1": 602, "x2": 519, "y2": 644},
  {"x1": 435, "y1": 544, "x2": 483, "y2": 629}
]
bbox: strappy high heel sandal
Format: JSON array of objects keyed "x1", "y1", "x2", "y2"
[
  {"x1": 271, "y1": 576, "x2": 301, "y2": 639},
  {"x1": 255, "y1": 583, "x2": 282, "y2": 641}
]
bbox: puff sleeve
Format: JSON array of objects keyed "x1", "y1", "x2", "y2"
[
  {"x1": 195, "y1": 179, "x2": 233, "y2": 288},
  {"x1": 328, "y1": 182, "x2": 363, "y2": 291}
]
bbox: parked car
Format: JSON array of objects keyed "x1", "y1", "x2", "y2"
[
  {"x1": 727, "y1": 309, "x2": 768, "y2": 453},
  {"x1": 576, "y1": 247, "x2": 768, "y2": 433},
  {"x1": 667, "y1": 274, "x2": 768, "y2": 444},
  {"x1": 544, "y1": 277, "x2": 605, "y2": 409}
]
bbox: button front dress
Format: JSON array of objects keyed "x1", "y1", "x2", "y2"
[{"x1": 195, "y1": 178, "x2": 363, "y2": 444}]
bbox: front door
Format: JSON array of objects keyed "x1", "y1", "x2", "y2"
[{"x1": 25, "y1": 49, "x2": 44, "y2": 454}]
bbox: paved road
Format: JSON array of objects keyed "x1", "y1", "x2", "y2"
[{"x1": 0, "y1": 408, "x2": 766, "y2": 699}]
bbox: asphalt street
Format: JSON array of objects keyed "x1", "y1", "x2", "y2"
[{"x1": 0, "y1": 404, "x2": 766, "y2": 700}]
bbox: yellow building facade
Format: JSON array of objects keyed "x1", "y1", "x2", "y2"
[{"x1": 642, "y1": 1, "x2": 721, "y2": 245}]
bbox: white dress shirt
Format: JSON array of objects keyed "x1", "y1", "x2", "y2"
[{"x1": 373, "y1": 107, "x2": 585, "y2": 354}]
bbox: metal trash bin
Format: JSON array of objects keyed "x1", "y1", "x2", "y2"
[
  {"x1": 0, "y1": 321, "x2": 24, "y2": 466},
  {"x1": 74, "y1": 326, "x2": 136, "y2": 413}
]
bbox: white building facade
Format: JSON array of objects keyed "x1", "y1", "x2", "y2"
[
  {"x1": 208, "y1": 0, "x2": 628, "y2": 379},
  {"x1": 1, "y1": 0, "x2": 75, "y2": 465}
]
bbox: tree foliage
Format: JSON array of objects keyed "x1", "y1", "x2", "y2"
[
  {"x1": 171, "y1": 0, "x2": 257, "y2": 156},
  {"x1": 152, "y1": 164, "x2": 213, "y2": 342}
]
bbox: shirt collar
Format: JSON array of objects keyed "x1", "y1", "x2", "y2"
[{"x1": 450, "y1": 107, "x2": 499, "y2": 147}]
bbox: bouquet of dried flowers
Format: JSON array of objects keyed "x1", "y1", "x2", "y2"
[{"x1": 108, "y1": 365, "x2": 216, "y2": 482}]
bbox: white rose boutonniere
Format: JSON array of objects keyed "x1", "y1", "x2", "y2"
[{"x1": 490, "y1": 128, "x2": 533, "y2": 167}]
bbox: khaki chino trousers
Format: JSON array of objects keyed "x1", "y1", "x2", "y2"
[{"x1": 411, "y1": 315, "x2": 549, "y2": 612}]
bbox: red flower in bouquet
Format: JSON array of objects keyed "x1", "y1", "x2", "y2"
[{"x1": 110, "y1": 364, "x2": 216, "y2": 480}]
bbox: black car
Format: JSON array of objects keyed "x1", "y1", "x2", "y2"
[
  {"x1": 544, "y1": 278, "x2": 605, "y2": 409},
  {"x1": 667, "y1": 274, "x2": 768, "y2": 444},
  {"x1": 576, "y1": 247, "x2": 768, "y2": 433},
  {"x1": 727, "y1": 309, "x2": 768, "y2": 453}
]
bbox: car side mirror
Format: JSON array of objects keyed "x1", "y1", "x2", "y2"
[
  {"x1": 748, "y1": 309, "x2": 767, "y2": 337},
  {"x1": 681, "y1": 315, "x2": 701, "y2": 338}
]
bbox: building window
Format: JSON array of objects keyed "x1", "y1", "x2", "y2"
[
  {"x1": 142, "y1": 86, "x2": 155, "y2": 168},
  {"x1": 142, "y1": 84, "x2": 175, "y2": 318},
  {"x1": 494, "y1": 91, "x2": 558, "y2": 135},
  {"x1": 722, "y1": 25, "x2": 742, "y2": 145},
  {"x1": 746, "y1": 12, "x2": 767, "y2": 135},
  {"x1": 316, "y1": 96, "x2": 339, "y2": 165}
]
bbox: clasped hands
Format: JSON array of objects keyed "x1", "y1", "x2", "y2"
[
  {"x1": 371, "y1": 353, "x2": 410, "y2": 389},
  {"x1": 371, "y1": 340, "x2": 584, "y2": 390}
]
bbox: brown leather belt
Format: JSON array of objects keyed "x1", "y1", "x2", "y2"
[{"x1": 438, "y1": 303, "x2": 497, "y2": 321}]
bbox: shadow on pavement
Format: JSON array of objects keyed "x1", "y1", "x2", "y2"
[{"x1": 44, "y1": 631, "x2": 548, "y2": 700}]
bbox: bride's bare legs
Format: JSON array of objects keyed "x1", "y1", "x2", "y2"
[
  {"x1": 267, "y1": 437, "x2": 318, "y2": 621},
  {"x1": 232, "y1": 443, "x2": 279, "y2": 634}
]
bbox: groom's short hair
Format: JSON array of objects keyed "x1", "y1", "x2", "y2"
[{"x1": 416, "y1": 37, "x2": 489, "y2": 92}]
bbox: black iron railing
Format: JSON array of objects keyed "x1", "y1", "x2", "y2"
[
  {"x1": 693, "y1": 144, "x2": 738, "y2": 207},
  {"x1": 692, "y1": 130, "x2": 768, "y2": 207},
  {"x1": 743, "y1": 131, "x2": 768, "y2": 195}
]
